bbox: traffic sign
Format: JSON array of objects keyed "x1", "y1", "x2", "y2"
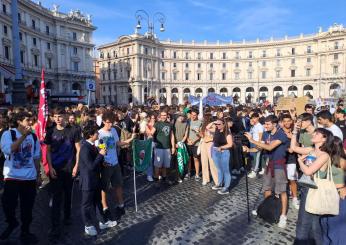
[{"x1": 86, "y1": 79, "x2": 95, "y2": 91}]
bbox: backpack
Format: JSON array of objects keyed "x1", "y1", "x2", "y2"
[
  {"x1": 10, "y1": 130, "x2": 38, "y2": 153},
  {"x1": 257, "y1": 195, "x2": 282, "y2": 223}
]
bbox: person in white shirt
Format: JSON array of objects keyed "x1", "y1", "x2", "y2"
[
  {"x1": 247, "y1": 113, "x2": 264, "y2": 178},
  {"x1": 316, "y1": 110, "x2": 343, "y2": 140},
  {"x1": 0, "y1": 112, "x2": 40, "y2": 243}
]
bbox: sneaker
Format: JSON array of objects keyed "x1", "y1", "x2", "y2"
[
  {"x1": 20, "y1": 231, "x2": 38, "y2": 244},
  {"x1": 184, "y1": 173, "x2": 191, "y2": 180},
  {"x1": 194, "y1": 175, "x2": 201, "y2": 181},
  {"x1": 292, "y1": 198, "x2": 300, "y2": 210},
  {"x1": 85, "y1": 226, "x2": 97, "y2": 236},
  {"x1": 158, "y1": 176, "x2": 162, "y2": 180},
  {"x1": 202, "y1": 181, "x2": 208, "y2": 186},
  {"x1": 258, "y1": 169, "x2": 265, "y2": 175},
  {"x1": 147, "y1": 176, "x2": 154, "y2": 182},
  {"x1": 217, "y1": 188, "x2": 229, "y2": 195},
  {"x1": 252, "y1": 210, "x2": 258, "y2": 216},
  {"x1": 211, "y1": 185, "x2": 222, "y2": 190},
  {"x1": 177, "y1": 178, "x2": 183, "y2": 183},
  {"x1": 0, "y1": 221, "x2": 19, "y2": 240},
  {"x1": 247, "y1": 171, "x2": 257, "y2": 179},
  {"x1": 278, "y1": 215, "x2": 287, "y2": 228},
  {"x1": 99, "y1": 220, "x2": 117, "y2": 230}
]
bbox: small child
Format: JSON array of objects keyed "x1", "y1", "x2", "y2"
[{"x1": 79, "y1": 121, "x2": 117, "y2": 236}]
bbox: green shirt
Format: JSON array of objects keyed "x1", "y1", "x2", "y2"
[
  {"x1": 154, "y1": 121, "x2": 172, "y2": 149},
  {"x1": 299, "y1": 130, "x2": 313, "y2": 147}
]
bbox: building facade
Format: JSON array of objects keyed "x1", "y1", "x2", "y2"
[
  {"x1": 97, "y1": 24, "x2": 346, "y2": 105},
  {"x1": 0, "y1": 0, "x2": 96, "y2": 104}
]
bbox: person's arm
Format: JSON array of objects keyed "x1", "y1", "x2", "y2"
[
  {"x1": 46, "y1": 145, "x2": 57, "y2": 179},
  {"x1": 297, "y1": 153, "x2": 329, "y2": 176},
  {"x1": 72, "y1": 141, "x2": 81, "y2": 177},
  {"x1": 217, "y1": 135, "x2": 233, "y2": 151},
  {"x1": 171, "y1": 131, "x2": 175, "y2": 154},
  {"x1": 244, "y1": 132, "x2": 282, "y2": 151},
  {"x1": 206, "y1": 122, "x2": 216, "y2": 132},
  {"x1": 290, "y1": 131, "x2": 313, "y2": 155}
]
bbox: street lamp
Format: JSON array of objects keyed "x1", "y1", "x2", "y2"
[{"x1": 135, "y1": 10, "x2": 166, "y2": 38}]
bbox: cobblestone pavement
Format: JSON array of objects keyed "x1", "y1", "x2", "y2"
[{"x1": 0, "y1": 171, "x2": 297, "y2": 245}]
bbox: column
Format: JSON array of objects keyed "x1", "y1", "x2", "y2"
[
  {"x1": 166, "y1": 86, "x2": 171, "y2": 105},
  {"x1": 178, "y1": 87, "x2": 184, "y2": 105}
]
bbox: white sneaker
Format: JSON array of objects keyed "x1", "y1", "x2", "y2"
[
  {"x1": 292, "y1": 198, "x2": 300, "y2": 210},
  {"x1": 252, "y1": 209, "x2": 258, "y2": 216},
  {"x1": 202, "y1": 181, "x2": 208, "y2": 186},
  {"x1": 99, "y1": 220, "x2": 117, "y2": 230},
  {"x1": 247, "y1": 171, "x2": 257, "y2": 179},
  {"x1": 85, "y1": 225, "x2": 97, "y2": 236},
  {"x1": 278, "y1": 215, "x2": 287, "y2": 228},
  {"x1": 147, "y1": 176, "x2": 154, "y2": 182},
  {"x1": 258, "y1": 169, "x2": 265, "y2": 175}
]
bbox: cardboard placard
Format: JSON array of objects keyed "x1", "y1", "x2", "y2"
[{"x1": 276, "y1": 96, "x2": 309, "y2": 116}]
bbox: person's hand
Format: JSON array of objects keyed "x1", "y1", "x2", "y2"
[
  {"x1": 288, "y1": 147, "x2": 294, "y2": 153},
  {"x1": 72, "y1": 165, "x2": 78, "y2": 177},
  {"x1": 298, "y1": 155, "x2": 306, "y2": 164},
  {"x1": 242, "y1": 146, "x2": 249, "y2": 153},
  {"x1": 99, "y1": 148, "x2": 106, "y2": 156},
  {"x1": 217, "y1": 147, "x2": 222, "y2": 152},
  {"x1": 285, "y1": 131, "x2": 293, "y2": 139},
  {"x1": 339, "y1": 187, "x2": 346, "y2": 199},
  {"x1": 244, "y1": 132, "x2": 252, "y2": 141},
  {"x1": 187, "y1": 139, "x2": 193, "y2": 145},
  {"x1": 49, "y1": 167, "x2": 57, "y2": 179},
  {"x1": 171, "y1": 147, "x2": 176, "y2": 155},
  {"x1": 175, "y1": 144, "x2": 179, "y2": 148},
  {"x1": 294, "y1": 120, "x2": 302, "y2": 131}
]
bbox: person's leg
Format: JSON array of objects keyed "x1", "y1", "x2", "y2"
[
  {"x1": 62, "y1": 170, "x2": 73, "y2": 222},
  {"x1": 221, "y1": 151, "x2": 231, "y2": 189},
  {"x1": 1, "y1": 180, "x2": 19, "y2": 239},
  {"x1": 280, "y1": 192, "x2": 288, "y2": 215},
  {"x1": 207, "y1": 142, "x2": 218, "y2": 184},
  {"x1": 211, "y1": 148, "x2": 223, "y2": 186},
  {"x1": 81, "y1": 190, "x2": 94, "y2": 227},
  {"x1": 200, "y1": 142, "x2": 210, "y2": 183},
  {"x1": 49, "y1": 172, "x2": 64, "y2": 238},
  {"x1": 19, "y1": 180, "x2": 36, "y2": 233}
]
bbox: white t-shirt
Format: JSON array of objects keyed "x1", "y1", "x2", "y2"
[
  {"x1": 0, "y1": 129, "x2": 40, "y2": 180},
  {"x1": 250, "y1": 122, "x2": 264, "y2": 141},
  {"x1": 326, "y1": 124, "x2": 343, "y2": 140},
  {"x1": 97, "y1": 128, "x2": 119, "y2": 166}
]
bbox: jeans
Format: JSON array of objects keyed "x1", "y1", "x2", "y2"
[
  {"x1": 212, "y1": 147, "x2": 231, "y2": 189},
  {"x1": 294, "y1": 186, "x2": 322, "y2": 245},
  {"x1": 2, "y1": 180, "x2": 36, "y2": 232}
]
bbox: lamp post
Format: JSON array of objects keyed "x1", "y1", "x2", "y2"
[{"x1": 135, "y1": 10, "x2": 166, "y2": 105}]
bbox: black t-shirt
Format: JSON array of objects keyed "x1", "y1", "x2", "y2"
[
  {"x1": 213, "y1": 129, "x2": 228, "y2": 147},
  {"x1": 335, "y1": 120, "x2": 346, "y2": 141},
  {"x1": 44, "y1": 125, "x2": 81, "y2": 170}
]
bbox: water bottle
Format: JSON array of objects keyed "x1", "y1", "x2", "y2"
[
  {"x1": 298, "y1": 154, "x2": 318, "y2": 189},
  {"x1": 305, "y1": 154, "x2": 316, "y2": 166}
]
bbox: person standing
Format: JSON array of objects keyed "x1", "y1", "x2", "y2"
[
  {"x1": 79, "y1": 122, "x2": 116, "y2": 237},
  {"x1": 316, "y1": 110, "x2": 343, "y2": 140},
  {"x1": 0, "y1": 112, "x2": 40, "y2": 244},
  {"x1": 244, "y1": 115, "x2": 289, "y2": 228},
  {"x1": 186, "y1": 110, "x2": 202, "y2": 180},
  {"x1": 45, "y1": 108, "x2": 81, "y2": 240}
]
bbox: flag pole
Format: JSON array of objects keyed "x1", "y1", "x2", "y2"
[{"x1": 132, "y1": 141, "x2": 138, "y2": 212}]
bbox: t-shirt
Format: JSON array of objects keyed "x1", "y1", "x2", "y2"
[
  {"x1": 299, "y1": 130, "x2": 313, "y2": 147},
  {"x1": 188, "y1": 120, "x2": 202, "y2": 146},
  {"x1": 326, "y1": 124, "x2": 343, "y2": 140},
  {"x1": 335, "y1": 120, "x2": 346, "y2": 141},
  {"x1": 261, "y1": 128, "x2": 289, "y2": 167},
  {"x1": 97, "y1": 128, "x2": 119, "y2": 166},
  {"x1": 174, "y1": 121, "x2": 187, "y2": 142},
  {"x1": 45, "y1": 126, "x2": 80, "y2": 170},
  {"x1": 250, "y1": 122, "x2": 264, "y2": 141},
  {"x1": 1, "y1": 129, "x2": 40, "y2": 180},
  {"x1": 154, "y1": 121, "x2": 172, "y2": 149}
]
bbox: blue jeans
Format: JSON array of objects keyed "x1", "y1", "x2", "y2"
[
  {"x1": 294, "y1": 187, "x2": 322, "y2": 245},
  {"x1": 212, "y1": 147, "x2": 231, "y2": 189}
]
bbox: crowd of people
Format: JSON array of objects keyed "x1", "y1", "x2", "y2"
[{"x1": 0, "y1": 100, "x2": 345, "y2": 244}]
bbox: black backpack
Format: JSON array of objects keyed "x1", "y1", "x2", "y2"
[{"x1": 257, "y1": 195, "x2": 282, "y2": 223}]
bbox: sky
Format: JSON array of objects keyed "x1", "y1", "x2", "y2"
[{"x1": 40, "y1": 0, "x2": 346, "y2": 46}]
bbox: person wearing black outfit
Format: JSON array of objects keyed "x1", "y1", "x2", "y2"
[
  {"x1": 79, "y1": 122, "x2": 116, "y2": 236},
  {"x1": 45, "y1": 108, "x2": 81, "y2": 241}
]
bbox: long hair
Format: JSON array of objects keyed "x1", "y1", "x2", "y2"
[
  {"x1": 330, "y1": 136, "x2": 346, "y2": 168},
  {"x1": 201, "y1": 113, "x2": 212, "y2": 133},
  {"x1": 314, "y1": 128, "x2": 334, "y2": 155}
]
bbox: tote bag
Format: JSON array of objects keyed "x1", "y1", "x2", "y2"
[{"x1": 305, "y1": 160, "x2": 340, "y2": 215}]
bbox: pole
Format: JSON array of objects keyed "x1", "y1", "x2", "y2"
[
  {"x1": 244, "y1": 156, "x2": 250, "y2": 223},
  {"x1": 133, "y1": 142, "x2": 138, "y2": 212},
  {"x1": 87, "y1": 89, "x2": 91, "y2": 108}
]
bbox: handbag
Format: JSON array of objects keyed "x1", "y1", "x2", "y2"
[
  {"x1": 305, "y1": 159, "x2": 340, "y2": 215},
  {"x1": 196, "y1": 139, "x2": 203, "y2": 156},
  {"x1": 257, "y1": 195, "x2": 282, "y2": 223}
]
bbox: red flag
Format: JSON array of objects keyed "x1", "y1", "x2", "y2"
[{"x1": 35, "y1": 69, "x2": 49, "y2": 175}]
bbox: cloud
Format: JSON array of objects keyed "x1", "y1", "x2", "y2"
[{"x1": 232, "y1": 3, "x2": 291, "y2": 38}]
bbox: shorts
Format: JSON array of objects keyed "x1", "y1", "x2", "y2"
[
  {"x1": 262, "y1": 168, "x2": 288, "y2": 194},
  {"x1": 187, "y1": 145, "x2": 199, "y2": 158},
  {"x1": 100, "y1": 164, "x2": 123, "y2": 191},
  {"x1": 286, "y1": 163, "x2": 298, "y2": 181},
  {"x1": 154, "y1": 148, "x2": 171, "y2": 168}
]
